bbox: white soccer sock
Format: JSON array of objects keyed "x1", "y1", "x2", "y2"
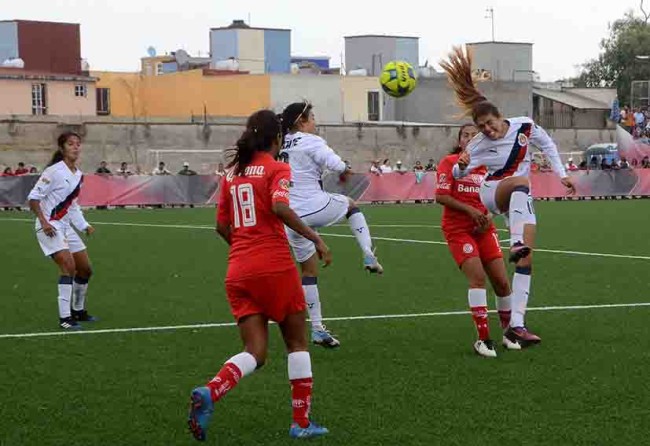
[
  {"x1": 72, "y1": 277, "x2": 89, "y2": 311},
  {"x1": 288, "y1": 351, "x2": 313, "y2": 380},
  {"x1": 57, "y1": 276, "x2": 73, "y2": 319},
  {"x1": 302, "y1": 278, "x2": 323, "y2": 331},
  {"x1": 348, "y1": 210, "x2": 374, "y2": 257},
  {"x1": 227, "y1": 351, "x2": 258, "y2": 377},
  {"x1": 496, "y1": 294, "x2": 512, "y2": 312},
  {"x1": 468, "y1": 288, "x2": 488, "y2": 308},
  {"x1": 511, "y1": 267, "x2": 532, "y2": 328},
  {"x1": 508, "y1": 189, "x2": 530, "y2": 246}
]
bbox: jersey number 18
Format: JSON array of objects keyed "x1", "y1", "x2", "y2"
[{"x1": 230, "y1": 184, "x2": 257, "y2": 228}]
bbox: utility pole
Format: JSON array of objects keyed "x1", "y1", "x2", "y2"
[{"x1": 485, "y1": 7, "x2": 495, "y2": 41}]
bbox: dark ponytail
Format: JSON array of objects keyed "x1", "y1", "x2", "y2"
[
  {"x1": 48, "y1": 131, "x2": 81, "y2": 166},
  {"x1": 227, "y1": 110, "x2": 282, "y2": 176},
  {"x1": 451, "y1": 124, "x2": 477, "y2": 154},
  {"x1": 281, "y1": 102, "x2": 312, "y2": 136}
]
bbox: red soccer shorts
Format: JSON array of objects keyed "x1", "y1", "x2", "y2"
[
  {"x1": 225, "y1": 268, "x2": 306, "y2": 323},
  {"x1": 444, "y1": 228, "x2": 503, "y2": 268}
]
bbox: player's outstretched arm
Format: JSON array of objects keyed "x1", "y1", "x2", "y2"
[{"x1": 272, "y1": 202, "x2": 332, "y2": 267}]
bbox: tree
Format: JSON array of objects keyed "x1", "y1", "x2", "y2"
[{"x1": 579, "y1": 4, "x2": 650, "y2": 106}]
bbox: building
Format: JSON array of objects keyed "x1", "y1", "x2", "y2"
[
  {"x1": 291, "y1": 56, "x2": 330, "y2": 70},
  {"x1": 533, "y1": 83, "x2": 617, "y2": 129},
  {"x1": 467, "y1": 41, "x2": 533, "y2": 82},
  {"x1": 140, "y1": 51, "x2": 211, "y2": 76},
  {"x1": 92, "y1": 69, "x2": 381, "y2": 122},
  {"x1": 0, "y1": 67, "x2": 96, "y2": 116},
  {"x1": 210, "y1": 20, "x2": 291, "y2": 74},
  {"x1": 0, "y1": 20, "x2": 81, "y2": 74},
  {"x1": 345, "y1": 35, "x2": 419, "y2": 76}
]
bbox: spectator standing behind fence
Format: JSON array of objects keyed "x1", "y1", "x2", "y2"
[
  {"x1": 565, "y1": 158, "x2": 579, "y2": 172},
  {"x1": 369, "y1": 160, "x2": 382, "y2": 176},
  {"x1": 394, "y1": 160, "x2": 408, "y2": 175},
  {"x1": 178, "y1": 162, "x2": 197, "y2": 176},
  {"x1": 215, "y1": 162, "x2": 226, "y2": 176},
  {"x1": 425, "y1": 158, "x2": 437, "y2": 172},
  {"x1": 2, "y1": 167, "x2": 14, "y2": 176},
  {"x1": 634, "y1": 108, "x2": 646, "y2": 133},
  {"x1": 623, "y1": 109, "x2": 635, "y2": 134},
  {"x1": 152, "y1": 161, "x2": 171, "y2": 175},
  {"x1": 642, "y1": 156, "x2": 650, "y2": 168},
  {"x1": 620, "y1": 157, "x2": 630, "y2": 169},
  {"x1": 15, "y1": 162, "x2": 29, "y2": 175},
  {"x1": 380, "y1": 159, "x2": 393, "y2": 173},
  {"x1": 413, "y1": 161, "x2": 425, "y2": 184},
  {"x1": 117, "y1": 162, "x2": 133, "y2": 177},
  {"x1": 29, "y1": 166, "x2": 38, "y2": 174},
  {"x1": 95, "y1": 161, "x2": 111, "y2": 175}
]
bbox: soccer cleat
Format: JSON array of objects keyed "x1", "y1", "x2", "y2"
[
  {"x1": 363, "y1": 253, "x2": 384, "y2": 274},
  {"x1": 473, "y1": 339, "x2": 497, "y2": 358},
  {"x1": 289, "y1": 421, "x2": 329, "y2": 439},
  {"x1": 311, "y1": 326, "x2": 340, "y2": 348},
  {"x1": 59, "y1": 317, "x2": 82, "y2": 330},
  {"x1": 72, "y1": 309, "x2": 98, "y2": 322},
  {"x1": 188, "y1": 387, "x2": 214, "y2": 442},
  {"x1": 504, "y1": 326, "x2": 541, "y2": 348},
  {"x1": 508, "y1": 242, "x2": 532, "y2": 264},
  {"x1": 502, "y1": 335, "x2": 522, "y2": 350}
]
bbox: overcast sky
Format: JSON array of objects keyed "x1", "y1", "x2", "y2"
[{"x1": 4, "y1": 0, "x2": 645, "y2": 80}]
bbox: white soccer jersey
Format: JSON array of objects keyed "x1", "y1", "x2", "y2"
[
  {"x1": 280, "y1": 132, "x2": 347, "y2": 215},
  {"x1": 453, "y1": 117, "x2": 567, "y2": 181},
  {"x1": 27, "y1": 161, "x2": 89, "y2": 231}
]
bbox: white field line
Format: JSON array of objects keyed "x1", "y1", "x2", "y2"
[
  {"x1": 0, "y1": 302, "x2": 649, "y2": 340},
  {"x1": 2, "y1": 218, "x2": 649, "y2": 260}
]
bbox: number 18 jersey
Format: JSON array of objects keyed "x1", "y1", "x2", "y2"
[{"x1": 217, "y1": 152, "x2": 295, "y2": 280}]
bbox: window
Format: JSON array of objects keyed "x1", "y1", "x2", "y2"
[
  {"x1": 75, "y1": 84, "x2": 87, "y2": 97},
  {"x1": 156, "y1": 63, "x2": 164, "y2": 76},
  {"x1": 96, "y1": 88, "x2": 111, "y2": 115},
  {"x1": 31, "y1": 83, "x2": 47, "y2": 115},
  {"x1": 367, "y1": 91, "x2": 380, "y2": 121}
]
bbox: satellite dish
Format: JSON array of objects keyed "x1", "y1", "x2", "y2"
[
  {"x1": 175, "y1": 49, "x2": 190, "y2": 67},
  {"x1": 147, "y1": 46, "x2": 157, "y2": 57}
]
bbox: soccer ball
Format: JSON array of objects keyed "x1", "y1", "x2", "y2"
[{"x1": 379, "y1": 61, "x2": 417, "y2": 98}]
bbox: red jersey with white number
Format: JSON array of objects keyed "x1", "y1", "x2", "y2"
[
  {"x1": 217, "y1": 152, "x2": 295, "y2": 280},
  {"x1": 436, "y1": 153, "x2": 491, "y2": 234}
]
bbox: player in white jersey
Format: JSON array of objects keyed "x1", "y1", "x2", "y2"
[
  {"x1": 279, "y1": 102, "x2": 383, "y2": 348},
  {"x1": 441, "y1": 47, "x2": 576, "y2": 347},
  {"x1": 28, "y1": 132, "x2": 97, "y2": 330}
]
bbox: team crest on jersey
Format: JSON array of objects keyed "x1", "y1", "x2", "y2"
[
  {"x1": 439, "y1": 173, "x2": 447, "y2": 183},
  {"x1": 463, "y1": 243, "x2": 474, "y2": 254},
  {"x1": 518, "y1": 133, "x2": 529, "y2": 147},
  {"x1": 279, "y1": 178, "x2": 291, "y2": 190}
]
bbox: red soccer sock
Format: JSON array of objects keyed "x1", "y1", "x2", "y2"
[
  {"x1": 470, "y1": 306, "x2": 491, "y2": 341},
  {"x1": 206, "y1": 362, "x2": 243, "y2": 403},
  {"x1": 290, "y1": 378, "x2": 313, "y2": 428},
  {"x1": 498, "y1": 310, "x2": 511, "y2": 330}
]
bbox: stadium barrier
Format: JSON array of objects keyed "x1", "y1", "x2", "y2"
[{"x1": 1, "y1": 170, "x2": 650, "y2": 208}]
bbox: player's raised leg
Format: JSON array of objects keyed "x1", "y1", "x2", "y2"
[
  {"x1": 188, "y1": 314, "x2": 265, "y2": 442},
  {"x1": 345, "y1": 198, "x2": 383, "y2": 274},
  {"x1": 279, "y1": 311, "x2": 328, "y2": 439}
]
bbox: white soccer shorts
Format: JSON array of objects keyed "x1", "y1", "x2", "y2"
[
  {"x1": 479, "y1": 179, "x2": 502, "y2": 215},
  {"x1": 286, "y1": 193, "x2": 350, "y2": 263},
  {"x1": 36, "y1": 221, "x2": 86, "y2": 257}
]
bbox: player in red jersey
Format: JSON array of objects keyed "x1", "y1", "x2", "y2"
[
  {"x1": 436, "y1": 124, "x2": 521, "y2": 357},
  {"x1": 187, "y1": 110, "x2": 331, "y2": 441}
]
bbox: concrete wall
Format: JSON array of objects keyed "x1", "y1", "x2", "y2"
[
  {"x1": 383, "y1": 77, "x2": 532, "y2": 124},
  {"x1": 342, "y1": 76, "x2": 381, "y2": 122},
  {"x1": 237, "y1": 29, "x2": 265, "y2": 74},
  {"x1": 263, "y1": 29, "x2": 290, "y2": 73},
  {"x1": 0, "y1": 79, "x2": 31, "y2": 115},
  {"x1": 0, "y1": 118, "x2": 616, "y2": 175},
  {"x1": 346, "y1": 36, "x2": 419, "y2": 76}
]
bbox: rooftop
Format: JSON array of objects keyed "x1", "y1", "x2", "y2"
[
  {"x1": 533, "y1": 86, "x2": 617, "y2": 110},
  {"x1": 467, "y1": 41, "x2": 533, "y2": 46},
  {"x1": 345, "y1": 34, "x2": 419, "y2": 40},
  {"x1": 0, "y1": 67, "x2": 94, "y2": 82},
  {"x1": 211, "y1": 19, "x2": 290, "y2": 32}
]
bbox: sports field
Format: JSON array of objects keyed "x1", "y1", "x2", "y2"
[{"x1": 1, "y1": 200, "x2": 649, "y2": 445}]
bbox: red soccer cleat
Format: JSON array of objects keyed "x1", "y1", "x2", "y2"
[{"x1": 504, "y1": 326, "x2": 541, "y2": 348}]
